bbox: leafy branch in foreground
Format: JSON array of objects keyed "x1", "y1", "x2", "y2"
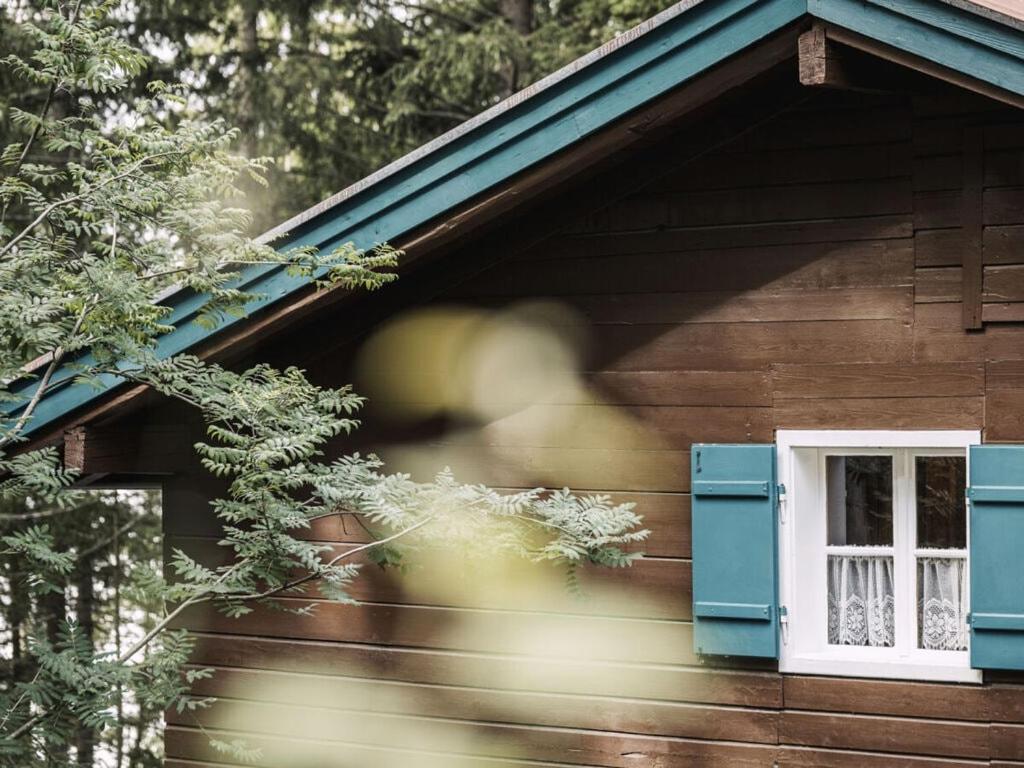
[{"x1": 0, "y1": 1, "x2": 647, "y2": 765}]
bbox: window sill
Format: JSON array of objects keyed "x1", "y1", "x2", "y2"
[{"x1": 781, "y1": 653, "x2": 982, "y2": 684}]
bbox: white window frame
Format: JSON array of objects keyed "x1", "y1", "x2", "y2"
[{"x1": 777, "y1": 429, "x2": 980, "y2": 684}]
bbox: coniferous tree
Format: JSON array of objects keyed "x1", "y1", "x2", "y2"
[{"x1": 120, "y1": 0, "x2": 677, "y2": 228}]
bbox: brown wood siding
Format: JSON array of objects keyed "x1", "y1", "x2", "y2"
[
  {"x1": 911, "y1": 90, "x2": 1024, "y2": 323},
  {"x1": 163, "y1": 85, "x2": 1024, "y2": 767}
]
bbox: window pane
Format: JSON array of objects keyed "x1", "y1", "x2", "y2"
[
  {"x1": 918, "y1": 557, "x2": 967, "y2": 651},
  {"x1": 826, "y1": 455, "x2": 893, "y2": 546},
  {"x1": 916, "y1": 455, "x2": 967, "y2": 549},
  {"x1": 828, "y1": 555, "x2": 895, "y2": 647}
]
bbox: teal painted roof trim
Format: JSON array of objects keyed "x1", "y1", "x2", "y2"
[
  {"x1": 812, "y1": 0, "x2": 1024, "y2": 92},
  {"x1": 6, "y1": 0, "x2": 1024, "y2": 439}
]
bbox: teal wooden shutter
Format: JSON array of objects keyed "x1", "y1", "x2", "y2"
[
  {"x1": 969, "y1": 444, "x2": 1024, "y2": 670},
  {"x1": 691, "y1": 443, "x2": 779, "y2": 658}
]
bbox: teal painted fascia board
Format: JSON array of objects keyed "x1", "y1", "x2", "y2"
[
  {"x1": 809, "y1": 0, "x2": 1024, "y2": 96},
  {"x1": 6, "y1": 0, "x2": 806, "y2": 438},
  {"x1": 8, "y1": 0, "x2": 1024, "y2": 439}
]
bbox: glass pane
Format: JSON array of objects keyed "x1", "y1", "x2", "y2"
[
  {"x1": 916, "y1": 455, "x2": 967, "y2": 549},
  {"x1": 918, "y1": 557, "x2": 967, "y2": 651},
  {"x1": 828, "y1": 555, "x2": 895, "y2": 647},
  {"x1": 826, "y1": 455, "x2": 893, "y2": 546}
]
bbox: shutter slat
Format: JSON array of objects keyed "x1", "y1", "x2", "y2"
[
  {"x1": 692, "y1": 480, "x2": 770, "y2": 497},
  {"x1": 972, "y1": 613, "x2": 1024, "y2": 631},
  {"x1": 693, "y1": 601, "x2": 773, "y2": 620},
  {"x1": 969, "y1": 445, "x2": 1024, "y2": 670},
  {"x1": 691, "y1": 443, "x2": 779, "y2": 658},
  {"x1": 967, "y1": 485, "x2": 1024, "y2": 503}
]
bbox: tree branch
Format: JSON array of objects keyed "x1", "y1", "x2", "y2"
[
  {"x1": 0, "y1": 150, "x2": 185, "y2": 261},
  {"x1": 0, "y1": 296, "x2": 93, "y2": 450},
  {"x1": 230, "y1": 515, "x2": 434, "y2": 602}
]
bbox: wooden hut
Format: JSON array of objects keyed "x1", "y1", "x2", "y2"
[{"x1": 14, "y1": 0, "x2": 1024, "y2": 764}]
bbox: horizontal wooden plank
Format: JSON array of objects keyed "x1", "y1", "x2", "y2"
[
  {"x1": 992, "y1": 724, "x2": 1024, "y2": 761},
  {"x1": 915, "y1": 266, "x2": 961, "y2": 302},
  {"x1": 357, "y1": 369, "x2": 772, "y2": 412},
  {"x1": 987, "y1": 361, "x2": 1024, "y2": 390},
  {"x1": 985, "y1": 265, "x2": 1024, "y2": 302},
  {"x1": 652, "y1": 178, "x2": 913, "y2": 229},
  {"x1": 777, "y1": 745, "x2": 986, "y2": 767},
  {"x1": 590, "y1": 370, "x2": 772, "y2": 407},
  {"x1": 988, "y1": 148, "x2": 1024, "y2": 188},
  {"x1": 984, "y1": 389, "x2": 1024, "y2": 442},
  {"x1": 544, "y1": 215, "x2": 912, "y2": 260},
  {"x1": 740, "y1": 104, "x2": 910, "y2": 151},
  {"x1": 914, "y1": 190, "x2": 962, "y2": 230},
  {"x1": 189, "y1": 634, "x2": 781, "y2": 707},
  {"x1": 458, "y1": 404, "x2": 771, "y2": 450},
  {"x1": 914, "y1": 188, "x2": 1024, "y2": 230},
  {"x1": 660, "y1": 143, "x2": 912, "y2": 193},
  {"x1": 915, "y1": 228, "x2": 964, "y2": 267},
  {"x1": 915, "y1": 225, "x2": 1024, "y2": 267},
  {"x1": 910, "y1": 87, "x2": 997, "y2": 119},
  {"x1": 912, "y1": 117, "x2": 1024, "y2": 156},
  {"x1": 912, "y1": 228, "x2": 954, "y2": 268},
  {"x1": 773, "y1": 396, "x2": 983, "y2": 430},
  {"x1": 375, "y1": 444, "x2": 691, "y2": 492},
  {"x1": 182, "y1": 666, "x2": 779, "y2": 744},
  {"x1": 988, "y1": 683, "x2": 1024, "y2": 723},
  {"x1": 782, "y1": 676, "x2": 989, "y2": 721},
  {"x1": 986, "y1": 187, "x2": 1024, "y2": 227},
  {"x1": 355, "y1": 373, "x2": 775, "y2": 425},
  {"x1": 179, "y1": 598, "x2": 699, "y2": 665},
  {"x1": 771, "y1": 362, "x2": 984, "y2": 399},
  {"x1": 165, "y1": 727, "x2": 612, "y2": 768},
  {"x1": 914, "y1": 154, "x2": 962, "y2": 192},
  {"x1": 988, "y1": 225, "x2": 1024, "y2": 265},
  {"x1": 779, "y1": 710, "x2": 989, "y2": 759},
  {"x1": 169, "y1": 730, "x2": 992, "y2": 768},
  {"x1": 595, "y1": 320, "x2": 913, "y2": 372},
  {"x1": 926, "y1": 263, "x2": 1024, "y2": 307},
  {"x1": 167, "y1": 697, "x2": 781, "y2": 755},
  {"x1": 565, "y1": 287, "x2": 912, "y2": 324},
  {"x1": 914, "y1": 303, "x2": 1024, "y2": 362},
  {"x1": 166, "y1": 724, "x2": 781, "y2": 768},
  {"x1": 982, "y1": 303, "x2": 1024, "y2": 322},
  {"x1": 460, "y1": 239, "x2": 914, "y2": 297},
  {"x1": 170, "y1": 536, "x2": 694, "y2": 621}
]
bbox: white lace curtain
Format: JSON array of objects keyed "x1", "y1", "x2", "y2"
[
  {"x1": 828, "y1": 555, "x2": 967, "y2": 650},
  {"x1": 919, "y1": 557, "x2": 968, "y2": 651},
  {"x1": 828, "y1": 555, "x2": 895, "y2": 647}
]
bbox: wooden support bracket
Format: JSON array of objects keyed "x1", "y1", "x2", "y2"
[
  {"x1": 798, "y1": 23, "x2": 850, "y2": 89},
  {"x1": 63, "y1": 424, "x2": 192, "y2": 481}
]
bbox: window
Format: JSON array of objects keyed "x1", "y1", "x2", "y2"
[{"x1": 777, "y1": 430, "x2": 980, "y2": 683}]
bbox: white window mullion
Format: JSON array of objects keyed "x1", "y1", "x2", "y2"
[
  {"x1": 894, "y1": 449, "x2": 913, "y2": 657},
  {"x1": 909, "y1": 449, "x2": 923, "y2": 657}
]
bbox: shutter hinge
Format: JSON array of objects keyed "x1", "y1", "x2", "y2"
[
  {"x1": 779, "y1": 605, "x2": 789, "y2": 646},
  {"x1": 777, "y1": 483, "x2": 787, "y2": 523}
]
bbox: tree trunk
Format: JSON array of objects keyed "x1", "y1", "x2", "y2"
[
  {"x1": 39, "y1": 585, "x2": 68, "y2": 764},
  {"x1": 236, "y1": 0, "x2": 260, "y2": 158},
  {"x1": 498, "y1": 0, "x2": 533, "y2": 97},
  {"x1": 499, "y1": 0, "x2": 533, "y2": 35},
  {"x1": 75, "y1": 555, "x2": 95, "y2": 767}
]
